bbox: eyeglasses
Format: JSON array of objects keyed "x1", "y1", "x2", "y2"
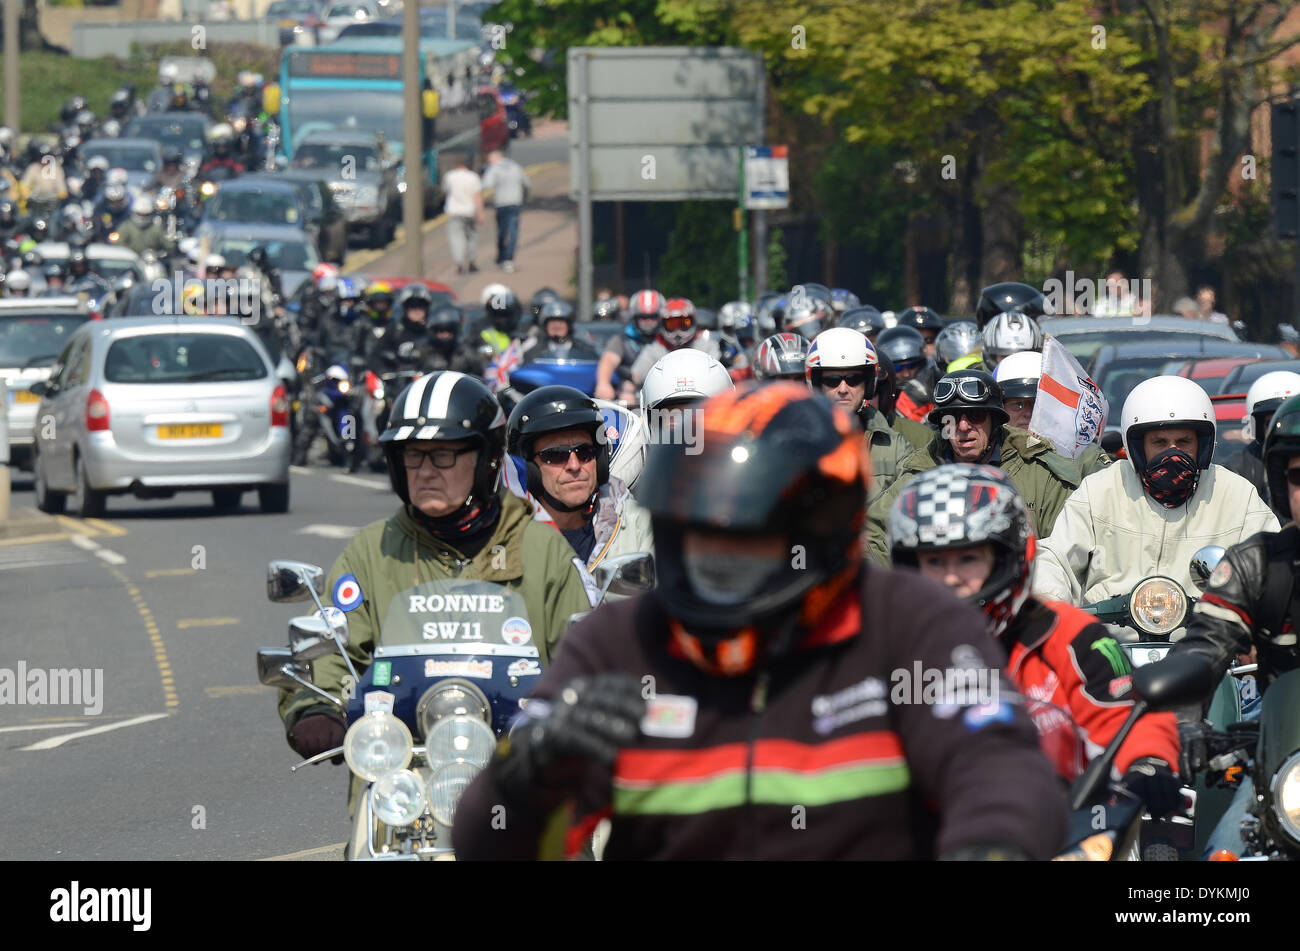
[
  {"x1": 403, "y1": 445, "x2": 477, "y2": 470},
  {"x1": 1286, "y1": 468, "x2": 1300, "y2": 487},
  {"x1": 934, "y1": 377, "x2": 993, "y2": 404},
  {"x1": 535, "y1": 443, "x2": 598, "y2": 466},
  {"x1": 663, "y1": 315, "x2": 694, "y2": 332},
  {"x1": 818, "y1": 372, "x2": 866, "y2": 389}
]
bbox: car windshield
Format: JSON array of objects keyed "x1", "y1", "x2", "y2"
[
  {"x1": 327, "y1": 2, "x2": 370, "y2": 16},
  {"x1": 89, "y1": 257, "x2": 141, "y2": 281},
  {"x1": 287, "y1": 90, "x2": 405, "y2": 158},
  {"x1": 125, "y1": 118, "x2": 207, "y2": 153},
  {"x1": 292, "y1": 143, "x2": 379, "y2": 171},
  {"x1": 1054, "y1": 330, "x2": 1226, "y2": 367},
  {"x1": 268, "y1": 0, "x2": 315, "y2": 13},
  {"x1": 1220, "y1": 359, "x2": 1300, "y2": 394},
  {"x1": 0, "y1": 313, "x2": 90, "y2": 368},
  {"x1": 215, "y1": 238, "x2": 319, "y2": 272},
  {"x1": 104, "y1": 333, "x2": 267, "y2": 384},
  {"x1": 419, "y1": 11, "x2": 483, "y2": 40},
  {"x1": 206, "y1": 189, "x2": 302, "y2": 226},
  {"x1": 82, "y1": 145, "x2": 158, "y2": 173}
]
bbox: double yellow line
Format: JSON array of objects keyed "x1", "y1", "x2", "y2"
[{"x1": 56, "y1": 515, "x2": 128, "y2": 538}]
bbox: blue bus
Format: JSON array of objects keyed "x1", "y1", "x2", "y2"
[{"x1": 270, "y1": 37, "x2": 483, "y2": 214}]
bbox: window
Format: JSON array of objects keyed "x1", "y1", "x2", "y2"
[
  {"x1": 104, "y1": 334, "x2": 267, "y2": 384},
  {"x1": 0, "y1": 313, "x2": 91, "y2": 368}
]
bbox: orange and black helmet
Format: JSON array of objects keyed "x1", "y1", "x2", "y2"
[{"x1": 637, "y1": 382, "x2": 871, "y2": 671}]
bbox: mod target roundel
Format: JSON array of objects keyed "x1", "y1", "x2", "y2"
[{"x1": 332, "y1": 573, "x2": 364, "y2": 612}]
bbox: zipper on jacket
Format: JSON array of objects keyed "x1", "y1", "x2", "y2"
[{"x1": 744, "y1": 670, "x2": 771, "y2": 861}]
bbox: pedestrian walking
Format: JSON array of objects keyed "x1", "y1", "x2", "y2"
[
  {"x1": 481, "y1": 149, "x2": 530, "y2": 273},
  {"x1": 442, "y1": 152, "x2": 484, "y2": 274}
]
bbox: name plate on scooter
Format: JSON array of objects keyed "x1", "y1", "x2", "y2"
[{"x1": 378, "y1": 578, "x2": 537, "y2": 656}]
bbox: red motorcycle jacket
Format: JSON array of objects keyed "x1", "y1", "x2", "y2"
[
  {"x1": 454, "y1": 566, "x2": 1068, "y2": 860},
  {"x1": 1003, "y1": 598, "x2": 1180, "y2": 781},
  {"x1": 895, "y1": 389, "x2": 934, "y2": 423}
]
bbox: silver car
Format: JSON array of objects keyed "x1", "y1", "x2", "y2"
[
  {"x1": 30, "y1": 317, "x2": 292, "y2": 517},
  {"x1": 0, "y1": 297, "x2": 98, "y2": 470}
]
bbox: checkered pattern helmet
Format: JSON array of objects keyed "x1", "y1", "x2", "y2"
[{"x1": 888, "y1": 463, "x2": 1034, "y2": 639}]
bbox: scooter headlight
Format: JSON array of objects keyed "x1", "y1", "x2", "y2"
[
  {"x1": 1272, "y1": 752, "x2": 1300, "y2": 843},
  {"x1": 424, "y1": 715, "x2": 496, "y2": 826},
  {"x1": 416, "y1": 679, "x2": 490, "y2": 740},
  {"x1": 370, "y1": 768, "x2": 426, "y2": 828},
  {"x1": 343, "y1": 710, "x2": 413, "y2": 781},
  {"x1": 1130, "y1": 577, "x2": 1186, "y2": 637}
]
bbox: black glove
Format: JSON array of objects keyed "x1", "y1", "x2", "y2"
[
  {"x1": 1121, "y1": 757, "x2": 1182, "y2": 819},
  {"x1": 1178, "y1": 720, "x2": 1208, "y2": 778},
  {"x1": 290, "y1": 713, "x2": 346, "y2": 764},
  {"x1": 494, "y1": 673, "x2": 645, "y2": 804}
]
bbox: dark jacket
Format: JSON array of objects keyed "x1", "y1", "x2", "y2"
[
  {"x1": 1174, "y1": 524, "x2": 1300, "y2": 692},
  {"x1": 453, "y1": 565, "x2": 1068, "y2": 860}
]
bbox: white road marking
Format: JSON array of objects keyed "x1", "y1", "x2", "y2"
[
  {"x1": 69, "y1": 534, "x2": 100, "y2": 551},
  {"x1": 0, "y1": 722, "x2": 84, "y2": 734},
  {"x1": 297, "y1": 523, "x2": 364, "y2": 539},
  {"x1": 94, "y1": 549, "x2": 127, "y2": 565},
  {"x1": 327, "y1": 473, "x2": 387, "y2": 489},
  {"x1": 257, "y1": 841, "x2": 348, "y2": 862},
  {"x1": 0, "y1": 542, "x2": 87, "y2": 570},
  {"x1": 20, "y1": 712, "x2": 170, "y2": 751},
  {"x1": 0, "y1": 557, "x2": 85, "y2": 571}
]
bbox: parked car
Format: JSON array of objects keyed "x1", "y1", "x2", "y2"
[
  {"x1": 1042, "y1": 315, "x2": 1239, "y2": 366},
  {"x1": 0, "y1": 297, "x2": 99, "y2": 470},
  {"x1": 317, "y1": 0, "x2": 379, "y2": 44},
  {"x1": 78, "y1": 138, "x2": 164, "y2": 196},
  {"x1": 1210, "y1": 393, "x2": 1249, "y2": 468},
  {"x1": 266, "y1": 0, "x2": 324, "y2": 46},
  {"x1": 30, "y1": 318, "x2": 291, "y2": 517},
  {"x1": 289, "y1": 128, "x2": 399, "y2": 249},
  {"x1": 203, "y1": 222, "x2": 321, "y2": 300},
  {"x1": 1166, "y1": 356, "x2": 1264, "y2": 395},
  {"x1": 240, "y1": 170, "x2": 348, "y2": 264},
  {"x1": 1218, "y1": 358, "x2": 1300, "y2": 395}
]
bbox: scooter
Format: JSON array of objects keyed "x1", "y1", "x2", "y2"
[{"x1": 300, "y1": 362, "x2": 362, "y2": 471}]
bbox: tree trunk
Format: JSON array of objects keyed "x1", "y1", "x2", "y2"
[{"x1": 946, "y1": 152, "x2": 981, "y2": 315}]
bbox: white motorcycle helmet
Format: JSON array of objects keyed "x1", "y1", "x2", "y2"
[
  {"x1": 1120, "y1": 375, "x2": 1216, "y2": 473},
  {"x1": 639, "y1": 348, "x2": 734, "y2": 416},
  {"x1": 805, "y1": 326, "x2": 879, "y2": 404},
  {"x1": 6, "y1": 269, "x2": 31, "y2": 293},
  {"x1": 1243, "y1": 370, "x2": 1300, "y2": 442},
  {"x1": 479, "y1": 282, "x2": 511, "y2": 305},
  {"x1": 131, "y1": 195, "x2": 153, "y2": 218},
  {"x1": 982, "y1": 312, "x2": 1043, "y2": 368},
  {"x1": 992, "y1": 349, "x2": 1043, "y2": 400}
]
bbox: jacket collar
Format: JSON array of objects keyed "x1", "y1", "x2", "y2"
[{"x1": 394, "y1": 488, "x2": 531, "y2": 584}]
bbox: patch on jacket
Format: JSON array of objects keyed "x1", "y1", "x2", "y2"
[
  {"x1": 642, "y1": 694, "x2": 697, "y2": 738},
  {"x1": 1107, "y1": 674, "x2": 1132, "y2": 698},
  {"x1": 811, "y1": 676, "x2": 888, "y2": 735}
]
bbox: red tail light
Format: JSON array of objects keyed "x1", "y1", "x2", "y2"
[
  {"x1": 271, "y1": 384, "x2": 289, "y2": 427},
  {"x1": 365, "y1": 370, "x2": 383, "y2": 399},
  {"x1": 86, "y1": 388, "x2": 110, "y2": 431}
]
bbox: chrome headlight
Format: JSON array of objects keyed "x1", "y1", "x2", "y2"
[
  {"x1": 1130, "y1": 577, "x2": 1186, "y2": 637},
  {"x1": 427, "y1": 761, "x2": 482, "y2": 827},
  {"x1": 343, "y1": 710, "x2": 413, "y2": 781},
  {"x1": 370, "y1": 768, "x2": 427, "y2": 828},
  {"x1": 416, "y1": 678, "x2": 490, "y2": 740},
  {"x1": 1272, "y1": 751, "x2": 1300, "y2": 843},
  {"x1": 424, "y1": 715, "x2": 496, "y2": 826}
]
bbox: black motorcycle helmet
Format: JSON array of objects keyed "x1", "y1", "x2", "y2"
[
  {"x1": 0, "y1": 199, "x2": 14, "y2": 224},
  {"x1": 378, "y1": 371, "x2": 506, "y2": 506},
  {"x1": 110, "y1": 89, "x2": 131, "y2": 119},
  {"x1": 1263, "y1": 393, "x2": 1300, "y2": 523},
  {"x1": 399, "y1": 285, "x2": 433, "y2": 325},
  {"x1": 896, "y1": 306, "x2": 945, "y2": 347},
  {"x1": 637, "y1": 383, "x2": 868, "y2": 671},
  {"x1": 22, "y1": 250, "x2": 43, "y2": 270},
  {"x1": 530, "y1": 286, "x2": 560, "y2": 323},
  {"x1": 427, "y1": 303, "x2": 462, "y2": 351},
  {"x1": 875, "y1": 325, "x2": 928, "y2": 371},
  {"x1": 163, "y1": 148, "x2": 183, "y2": 167},
  {"x1": 60, "y1": 96, "x2": 88, "y2": 126},
  {"x1": 975, "y1": 281, "x2": 1047, "y2": 330},
  {"x1": 927, "y1": 368, "x2": 1009, "y2": 428},
  {"x1": 592, "y1": 298, "x2": 621, "y2": 322},
  {"x1": 837, "y1": 305, "x2": 886, "y2": 339},
  {"x1": 484, "y1": 288, "x2": 521, "y2": 333},
  {"x1": 68, "y1": 250, "x2": 90, "y2": 277},
  {"x1": 506, "y1": 385, "x2": 610, "y2": 512},
  {"x1": 537, "y1": 299, "x2": 574, "y2": 341},
  {"x1": 43, "y1": 261, "x2": 67, "y2": 283}
]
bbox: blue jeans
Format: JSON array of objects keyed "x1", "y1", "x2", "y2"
[{"x1": 496, "y1": 204, "x2": 521, "y2": 264}]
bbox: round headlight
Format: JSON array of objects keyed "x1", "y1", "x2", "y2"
[
  {"x1": 1130, "y1": 577, "x2": 1186, "y2": 636},
  {"x1": 425, "y1": 713, "x2": 496, "y2": 773},
  {"x1": 416, "y1": 679, "x2": 490, "y2": 740},
  {"x1": 343, "y1": 710, "x2": 413, "y2": 782},
  {"x1": 370, "y1": 768, "x2": 427, "y2": 828},
  {"x1": 1272, "y1": 752, "x2": 1300, "y2": 843},
  {"x1": 427, "y1": 761, "x2": 483, "y2": 826}
]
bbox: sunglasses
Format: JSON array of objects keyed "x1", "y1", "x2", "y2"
[
  {"x1": 403, "y1": 445, "x2": 477, "y2": 470},
  {"x1": 934, "y1": 377, "x2": 993, "y2": 404},
  {"x1": 950, "y1": 409, "x2": 991, "y2": 425},
  {"x1": 818, "y1": 372, "x2": 866, "y2": 389},
  {"x1": 1287, "y1": 468, "x2": 1300, "y2": 487},
  {"x1": 893, "y1": 359, "x2": 925, "y2": 373},
  {"x1": 535, "y1": 443, "x2": 598, "y2": 466},
  {"x1": 663, "y1": 315, "x2": 695, "y2": 331}
]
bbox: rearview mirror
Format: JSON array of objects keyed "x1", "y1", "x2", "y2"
[
  {"x1": 1131, "y1": 652, "x2": 1218, "y2": 711},
  {"x1": 256, "y1": 647, "x2": 311, "y2": 690},
  {"x1": 267, "y1": 560, "x2": 325, "y2": 602},
  {"x1": 28, "y1": 380, "x2": 49, "y2": 398},
  {"x1": 1189, "y1": 546, "x2": 1226, "y2": 592},
  {"x1": 289, "y1": 616, "x2": 340, "y2": 662},
  {"x1": 596, "y1": 552, "x2": 655, "y2": 597}
]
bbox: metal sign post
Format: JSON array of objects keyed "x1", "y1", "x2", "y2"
[{"x1": 737, "y1": 147, "x2": 749, "y2": 302}]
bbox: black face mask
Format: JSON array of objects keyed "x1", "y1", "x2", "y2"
[{"x1": 1140, "y1": 447, "x2": 1199, "y2": 508}]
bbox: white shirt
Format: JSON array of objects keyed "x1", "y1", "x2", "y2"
[{"x1": 441, "y1": 167, "x2": 482, "y2": 219}]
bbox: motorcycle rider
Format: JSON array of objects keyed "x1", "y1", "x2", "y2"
[
  {"x1": 469, "y1": 283, "x2": 520, "y2": 356},
  {"x1": 981, "y1": 312, "x2": 1044, "y2": 374},
  {"x1": 199, "y1": 128, "x2": 245, "y2": 178},
  {"x1": 935, "y1": 320, "x2": 982, "y2": 371},
  {"x1": 838, "y1": 305, "x2": 886, "y2": 344},
  {"x1": 507, "y1": 385, "x2": 654, "y2": 570},
  {"x1": 0, "y1": 198, "x2": 27, "y2": 243},
  {"x1": 1169, "y1": 392, "x2": 1300, "y2": 857},
  {"x1": 992, "y1": 350, "x2": 1043, "y2": 430},
  {"x1": 751, "y1": 332, "x2": 808, "y2": 382},
  {"x1": 975, "y1": 280, "x2": 1049, "y2": 331},
  {"x1": 19, "y1": 142, "x2": 68, "y2": 209},
  {"x1": 889, "y1": 464, "x2": 1182, "y2": 816},
  {"x1": 1032, "y1": 375, "x2": 1278, "y2": 619},
  {"x1": 628, "y1": 297, "x2": 720, "y2": 387},
  {"x1": 518, "y1": 299, "x2": 598, "y2": 361},
  {"x1": 427, "y1": 302, "x2": 485, "y2": 375},
  {"x1": 93, "y1": 184, "x2": 132, "y2": 241},
  {"x1": 277, "y1": 371, "x2": 595, "y2": 775},
  {"x1": 595, "y1": 288, "x2": 664, "y2": 402},
  {"x1": 895, "y1": 306, "x2": 945, "y2": 359},
  {"x1": 1226, "y1": 371, "x2": 1300, "y2": 500},
  {"x1": 147, "y1": 63, "x2": 180, "y2": 113},
  {"x1": 114, "y1": 195, "x2": 175, "y2": 258},
  {"x1": 366, "y1": 283, "x2": 437, "y2": 374},
  {"x1": 41, "y1": 261, "x2": 68, "y2": 296},
  {"x1": 5, "y1": 269, "x2": 32, "y2": 298},
  {"x1": 829, "y1": 287, "x2": 861, "y2": 315},
  {"x1": 806, "y1": 326, "x2": 911, "y2": 504},
  {"x1": 867, "y1": 368, "x2": 1103, "y2": 565},
  {"x1": 876, "y1": 325, "x2": 935, "y2": 422},
  {"x1": 152, "y1": 149, "x2": 188, "y2": 192},
  {"x1": 79, "y1": 156, "x2": 109, "y2": 206},
  {"x1": 453, "y1": 383, "x2": 1068, "y2": 860}
]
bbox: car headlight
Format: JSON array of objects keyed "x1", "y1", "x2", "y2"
[
  {"x1": 417, "y1": 679, "x2": 491, "y2": 741},
  {"x1": 1129, "y1": 576, "x2": 1186, "y2": 637},
  {"x1": 1272, "y1": 751, "x2": 1300, "y2": 843},
  {"x1": 343, "y1": 710, "x2": 413, "y2": 781},
  {"x1": 370, "y1": 768, "x2": 427, "y2": 828},
  {"x1": 200, "y1": 181, "x2": 216, "y2": 198}
]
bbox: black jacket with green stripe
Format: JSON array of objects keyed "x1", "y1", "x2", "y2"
[{"x1": 454, "y1": 564, "x2": 1067, "y2": 860}]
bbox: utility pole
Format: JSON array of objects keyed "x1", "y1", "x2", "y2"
[
  {"x1": 402, "y1": 0, "x2": 423, "y2": 277},
  {"x1": 4, "y1": 0, "x2": 20, "y2": 135},
  {"x1": 576, "y1": 50, "x2": 592, "y2": 321}
]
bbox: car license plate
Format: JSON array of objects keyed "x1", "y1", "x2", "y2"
[
  {"x1": 158, "y1": 424, "x2": 223, "y2": 439},
  {"x1": 280, "y1": 18, "x2": 297, "y2": 27},
  {"x1": 14, "y1": 390, "x2": 40, "y2": 403}
]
